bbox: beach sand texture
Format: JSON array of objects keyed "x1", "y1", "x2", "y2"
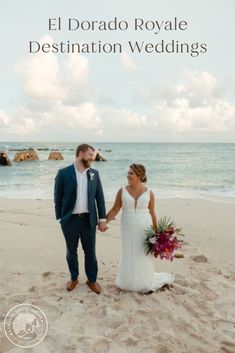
[{"x1": 0, "y1": 198, "x2": 235, "y2": 353}]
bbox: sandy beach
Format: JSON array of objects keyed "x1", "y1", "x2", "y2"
[{"x1": 0, "y1": 197, "x2": 235, "y2": 353}]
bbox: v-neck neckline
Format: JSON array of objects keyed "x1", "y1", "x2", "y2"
[{"x1": 125, "y1": 187, "x2": 148, "y2": 209}]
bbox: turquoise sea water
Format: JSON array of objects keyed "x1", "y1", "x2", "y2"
[{"x1": 0, "y1": 142, "x2": 234, "y2": 201}]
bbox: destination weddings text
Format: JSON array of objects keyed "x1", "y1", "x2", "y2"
[{"x1": 29, "y1": 17, "x2": 208, "y2": 57}]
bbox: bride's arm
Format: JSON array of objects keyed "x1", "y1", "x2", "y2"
[
  {"x1": 149, "y1": 190, "x2": 157, "y2": 229},
  {"x1": 106, "y1": 188, "x2": 122, "y2": 223}
]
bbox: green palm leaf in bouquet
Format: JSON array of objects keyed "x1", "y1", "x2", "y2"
[{"x1": 157, "y1": 216, "x2": 182, "y2": 234}]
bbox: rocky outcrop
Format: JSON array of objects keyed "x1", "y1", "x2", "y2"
[
  {"x1": 13, "y1": 148, "x2": 39, "y2": 162},
  {"x1": 0, "y1": 151, "x2": 11, "y2": 166},
  {"x1": 48, "y1": 151, "x2": 64, "y2": 160},
  {"x1": 93, "y1": 150, "x2": 107, "y2": 162}
]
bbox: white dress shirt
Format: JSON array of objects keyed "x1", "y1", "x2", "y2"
[
  {"x1": 70, "y1": 164, "x2": 106, "y2": 222},
  {"x1": 72, "y1": 165, "x2": 89, "y2": 214}
]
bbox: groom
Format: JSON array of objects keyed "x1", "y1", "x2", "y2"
[{"x1": 54, "y1": 144, "x2": 107, "y2": 294}]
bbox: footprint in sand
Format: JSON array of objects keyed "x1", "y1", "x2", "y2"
[
  {"x1": 172, "y1": 284, "x2": 187, "y2": 295},
  {"x1": 59, "y1": 272, "x2": 68, "y2": 278},
  {"x1": 42, "y1": 271, "x2": 54, "y2": 278},
  {"x1": 191, "y1": 255, "x2": 208, "y2": 263},
  {"x1": 91, "y1": 338, "x2": 111, "y2": 353},
  {"x1": 198, "y1": 281, "x2": 218, "y2": 300},
  {"x1": 28, "y1": 285, "x2": 36, "y2": 292},
  {"x1": 155, "y1": 344, "x2": 172, "y2": 353},
  {"x1": 122, "y1": 336, "x2": 138, "y2": 347},
  {"x1": 215, "y1": 319, "x2": 235, "y2": 339},
  {"x1": 220, "y1": 340, "x2": 235, "y2": 353},
  {"x1": 175, "y1": 276, "x2": 198, "y2": 290},
  {"x1": 216, "y1": 302, "x2": 235, "y2": 316}
]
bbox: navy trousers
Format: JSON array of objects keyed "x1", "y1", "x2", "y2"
[{"x1": 61, "y1": 214, "x2": 97, "y2": 282}]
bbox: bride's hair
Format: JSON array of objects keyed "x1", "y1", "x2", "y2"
[{"x1": 130, "y1": 164, "x2": 147, "y2": 183}]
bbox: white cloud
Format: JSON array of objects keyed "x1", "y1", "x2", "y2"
[
  {"x1": 15, "y1": 36, "x2": 91, "y2": 105},
  {"x1": 0, "y1": 102, "x2": 103, "y2": 139},
  {"x1": 4, "y1": 35, "x2": 99, "y2": 137},
  {"x1": 2, "y1": 46, "x2": 235, "y2": 142},
  {"x1": 15, "y1": 36, "x2": 64, "y2": 101},
  {"x1": 54, "y1": 102, "x2": 102, "y2": 131},
  {"x1": 151, "y1": 99, "x2": 234, "y2": 133},
  {"x1": 140, "y1": 70, "x2": 235, "y2": 134},
  {"x1": 0, "y1": 110, "x2": 10, "y2": 126},
  {"x1": 2, "y1": 106, "x2": 39, "y2": 135},
  {"x1": 64, "y1": 54, "x2": 90, "y2": 85},
  {"x1": 99, "y1": 107, "x2": 152, "y2": 140},
  {"x1": 120, "y1": 53, "x2": 138, "y2": 72},
  {"x1": 9, "y1": 118, "x2": 36, "y2": 135}
]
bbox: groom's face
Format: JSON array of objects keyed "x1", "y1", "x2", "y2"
[{"x1": 80, "y1": 148, "x2": 94, "y2": 168}]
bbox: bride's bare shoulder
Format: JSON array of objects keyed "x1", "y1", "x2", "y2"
[
  {"x1": 113, "y1": 188, "x2": 123, "y2": 207},
  {"x1": 116, "y1": 188, "x2": 123, "y2": 198}
]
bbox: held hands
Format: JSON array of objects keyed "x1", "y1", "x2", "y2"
[{"x1": 98, "y1": 221, "x2": 109, "y2": 232}]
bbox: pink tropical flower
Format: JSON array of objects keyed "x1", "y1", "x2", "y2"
[{"x1": 145, "y1": 217, "x2": 182, "y2": 261}]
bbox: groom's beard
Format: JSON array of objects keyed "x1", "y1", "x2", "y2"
[{"x1": 81, "y1": 158, "x2": 92, "y2": 168}]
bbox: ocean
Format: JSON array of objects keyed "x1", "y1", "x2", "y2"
[{"x1": 0, "y1": 142, "x2": 235, "y2": 201}]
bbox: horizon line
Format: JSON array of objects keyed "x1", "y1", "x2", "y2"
[{"x1": 1, "y1": 141, "x2": 235, "y2": 144}]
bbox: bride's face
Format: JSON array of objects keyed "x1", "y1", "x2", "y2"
[{"x1": 127, "y1": 168, "x2": 140, "y2": 184}]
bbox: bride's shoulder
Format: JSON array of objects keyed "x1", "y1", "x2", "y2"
[
  {"x1": 145, "y1": 187, "x2": 153, "y2": 196},
  {"x1": 114, "y1": 188, "x2": 124, "y2": 204},
  {"x1": 117, "y1": 186, "x2": 128, "y2": 198},
  {"x1": 148, "y1": 189, "x2": 155, "y2": 199},
  {"x1": 116, "y1": 187, "x2": 124, "y2": 197},
  {"x1": 144, "y1": 186, "x2": 151, "y2": 193}
]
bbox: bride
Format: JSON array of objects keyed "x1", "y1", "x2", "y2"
[{"x1": 106, "y1": 163, "x2": 175, "y2": 293}]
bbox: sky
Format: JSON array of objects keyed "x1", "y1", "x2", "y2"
[{"x1": 0, "y1": 0, "x2": 235, "y2": 142}]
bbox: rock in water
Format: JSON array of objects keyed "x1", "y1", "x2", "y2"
[
  {"x1": 48, "y1": 151, "x2": 64, "y2": 160},
  {"x1": 93, "y1": 150, "x2": 107, "y2": 161},
  {"x1": 0, "y1": 151, "x2": 11, "y2": 166},
  {"x1": 13, "y1": 148, "x2": 39, "y2": 162}
]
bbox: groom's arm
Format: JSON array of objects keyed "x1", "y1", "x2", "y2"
[
  {"x1": 54, "y1": 170, "x2": 64, "y2": 220},
  {"x1": 95, "y1": 171, "x2": 106, "y2": 221}
]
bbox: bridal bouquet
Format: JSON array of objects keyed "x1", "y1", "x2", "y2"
[{"x1": 145, "y1": 217, "x2": 181, "y2": 261}]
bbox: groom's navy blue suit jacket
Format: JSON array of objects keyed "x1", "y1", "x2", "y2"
[{"x1": 54, "y1": 164, "x2": 106, "y2": 228}]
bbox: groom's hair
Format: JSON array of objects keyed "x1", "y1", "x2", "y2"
[{"x1": 76, "y1": 144, "x2": 95, "y2": 157}]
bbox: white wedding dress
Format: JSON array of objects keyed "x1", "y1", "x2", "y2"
[{"x1": 116, "y1": 187, "x2": 175, "y2": 293}]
